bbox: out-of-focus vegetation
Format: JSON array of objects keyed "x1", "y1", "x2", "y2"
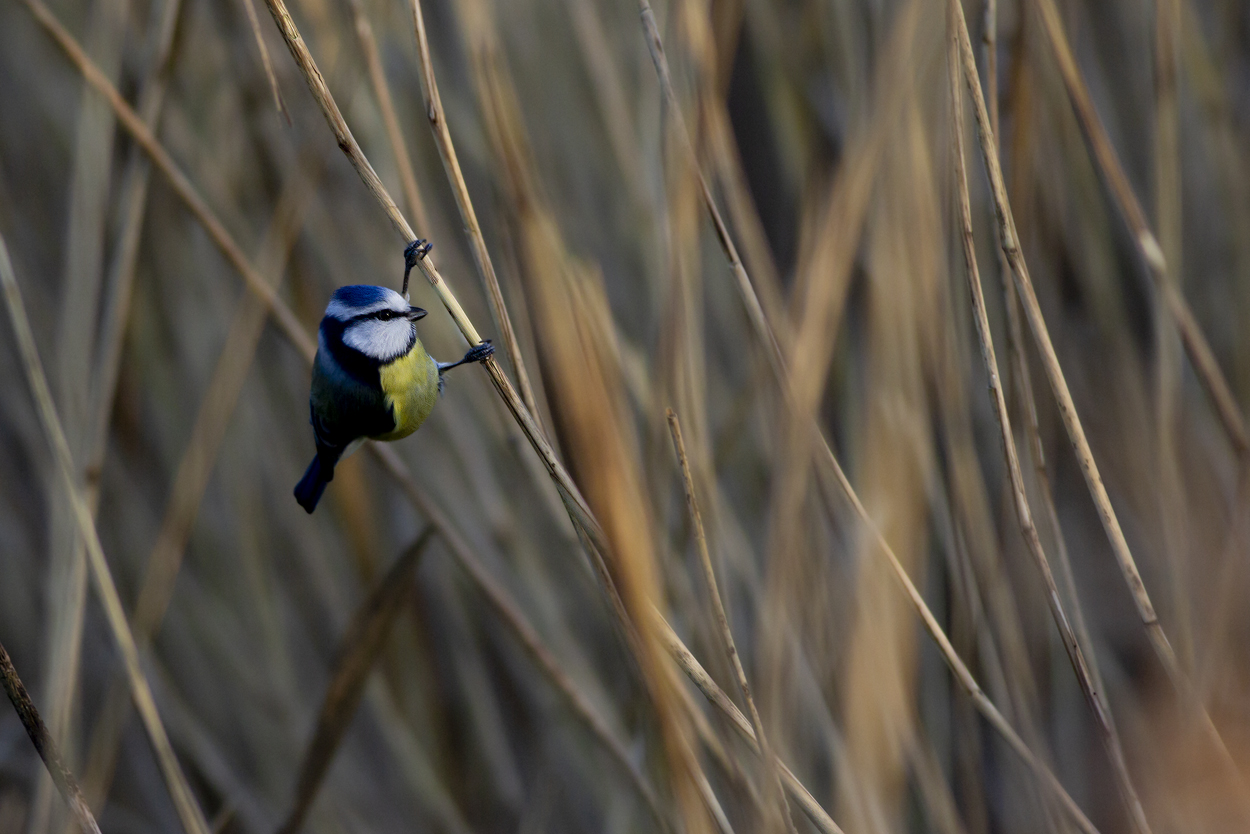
[{"x1": 1, "y1": 0, "x2": 1249, "y2": 831}]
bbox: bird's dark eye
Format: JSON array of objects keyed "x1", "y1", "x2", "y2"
[{"x1": 377, "y1": 310, "x2": 394, "y2": 321}]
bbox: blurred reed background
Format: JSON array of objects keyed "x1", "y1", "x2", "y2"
[{"x1": 1, "y1": 0, "x2": 1249, "y2": 832}]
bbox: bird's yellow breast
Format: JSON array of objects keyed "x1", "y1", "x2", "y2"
[{"x1": 374, "y1": 340, "x2": 438, "y2": 441}]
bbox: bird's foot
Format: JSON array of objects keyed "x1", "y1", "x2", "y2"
[
  {"x1": 404, "y1": 238, "x2": 433, "y2": 270},
  {"x1": 463, "y1": 340, "x2": 494, "y2": 364}
]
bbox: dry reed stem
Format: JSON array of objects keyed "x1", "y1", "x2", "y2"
[
  {"x1": 407, "y1": 0, "x2": 542, "y2": 430},
  {"x1": 951, "y1": 0, "x2": 1249, "y2": 795},
  {"x1": 73, "y1": 0, "x2": 185, "y2": 814},
  {"x1": 33, "y1": 0, "x2": 132, "y2": 823},
  {"x1": 947, "y1": 24, "x2": 1151, "y2": 833},
  {"x1": 238, "y1": 0, "x2": 289, "y2": 122},
  {"x1": 278, "y1": 529, "x2": 435, "y2": 834},
  {"x1": 0, "y1": 233, "x2": 211, "y2": 834},
  {"x1": 561, "y1": 0, "x2": 648, "y2": 213},
  {"x1": 630, "y1": 3, "x2": 1096, "y2": 829},
  {"x1": 818, "y1": 449, "x2": 1098, "y2": 834},
  {"x1": 131, "y1": 167, "x2": 311, "y2": 647},
  {"x1": 0, "y1": 640, "x2": 102, "y2": 834},
  {"x1": 984, "y1": 0, "x2": 1111, "y2": 758},
  {"x1": 1030, "y1": 0, "x2": 1248, "y2": 457},
  {"x1": 344, "y1": 0, "x2": 429, "y2": 234},
  {"x1": 906, "y1": 731, "x2": 970, "y2": 834},
  {"x1": 1151, "y1": 0, "x2": 1197, "y2": 675},
  {"x1": 667, "y1": 410, "x2": 795, "y2": 834}
]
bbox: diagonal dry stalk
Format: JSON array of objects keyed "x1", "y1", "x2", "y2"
[
  {"x1": 950, "y1": 0, "x2": 1249, "y2": 796},
  {"x1": 18, "y1": 0, "x2": 315, "y2": 359},
  {"x1": 343, "y1": 0, "x2": 429, "y2": 234},
  {"x1": 1029, "y1": 0, "x2": 1248, "y2": 458},
  {"x1": 667, "y1": 410, "x2": 795, "y2": 834},
  {"x1": 0, "y1": 232, "x2": 212, "y2": 834},
  {"x1": 0, "y1": 640, "x2": 101, "y2": 834},
  {"x1": 636, "y1": 0, "x2": 783, "y2": 385},
  {"x1": 630, "y1": 4, "x2": 1099, "y2": 833},
  {"x1": 947, "y1": 17, "x2": 1151, "y2": 833},
  {"x1": 407, "y1": 0, "x2": 541, "y2": 430}
]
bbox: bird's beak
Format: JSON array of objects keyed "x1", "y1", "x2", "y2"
[{"x1": 405, "y1": 306, "x2": 427, "y2": 321}]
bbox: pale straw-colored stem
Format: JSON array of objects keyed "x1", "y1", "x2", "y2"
[
  {"x1": 407, "y1": 0, "x2": 541, "y2": 428},
  {"x1": 1030, "y1": 0, "x2": 1247, "y2": 457},
  {"x1": 947, "y1": 18, "x2": 1151, "y2": 832}
]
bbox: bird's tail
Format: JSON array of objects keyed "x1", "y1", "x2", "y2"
[{"x1": 294, "y1": 453, "x2": 335, "y2": 513}]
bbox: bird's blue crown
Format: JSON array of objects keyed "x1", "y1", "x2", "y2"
[{"x1": 326, "y1": 285, "x2": 404, "y2": 319}]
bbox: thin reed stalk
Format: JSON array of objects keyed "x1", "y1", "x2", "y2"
[
  {"x1": 1030, "y1": 0, "x2": 1248, "y2": 458},
  {"x1": 667, "y1": 410, "x2": 795, "y2": 834},
  {"x1": 947, "y1": 18, "x2": 1150, "y2": 831},
  {"x1": 0, "y1": 640, "x2": 101, "y2": 834},
  {"x1": 0, "y1": 231, "x2": 211, "y2": 834},
  {"x1": 407, "y1": 0, "x2": 541, "y2": 429}
]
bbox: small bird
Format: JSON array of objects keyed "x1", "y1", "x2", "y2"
[{"x1": 294, "y1": 240, "x2": 493, "y2": 513}]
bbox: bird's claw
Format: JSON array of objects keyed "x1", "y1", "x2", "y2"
[
  {"x1": 404, "y1": 238, "x2": 433, "y2": 269},
  {"x1": 464, "y1": 340, "x2": 494, "y2": 364}
]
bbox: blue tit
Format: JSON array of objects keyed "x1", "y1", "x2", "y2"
[{"x1": 294, "y1": 240, "x2": 494, "y2": 513}]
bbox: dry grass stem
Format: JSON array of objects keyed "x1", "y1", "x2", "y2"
[
  {"x1": 1031, "y1": 0, "x2": 1248, "y2": 457},
  {"x1": 653, "y1": 615, "x2": 845, "y2": 834},
  {"x1": 667, "y1": 409, "x2": 795, "y2": 834},
  {"x1": 0, "y1": 640, "x2": 102, "y2": 834},
  {"x1": 0, "y1": 233, "x2": 211, "y2": 834},
  {"x1": 238, "y1": 0, "x2": 289, "y2": 122},
  {"x1": 636, "y1": 0, "x2": 783, "y2": 379},
  {"x1": 947, "y1": 21, "x2": 1150, "y2": 832},
  {"x1": 407, "y1": 0, "x2": 541, "y2": 428},
  {"x1": 344, "y1": 0, "x2": 429, "y2": 234}
]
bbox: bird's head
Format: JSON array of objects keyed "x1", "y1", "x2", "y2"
[{"x1": 323, "y1": 285, "x2": 427, "y2": 363}]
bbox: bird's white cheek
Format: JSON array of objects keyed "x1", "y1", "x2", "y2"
[{"x1": 343, "y1": 320, "x2": 413, "y2": 360}]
